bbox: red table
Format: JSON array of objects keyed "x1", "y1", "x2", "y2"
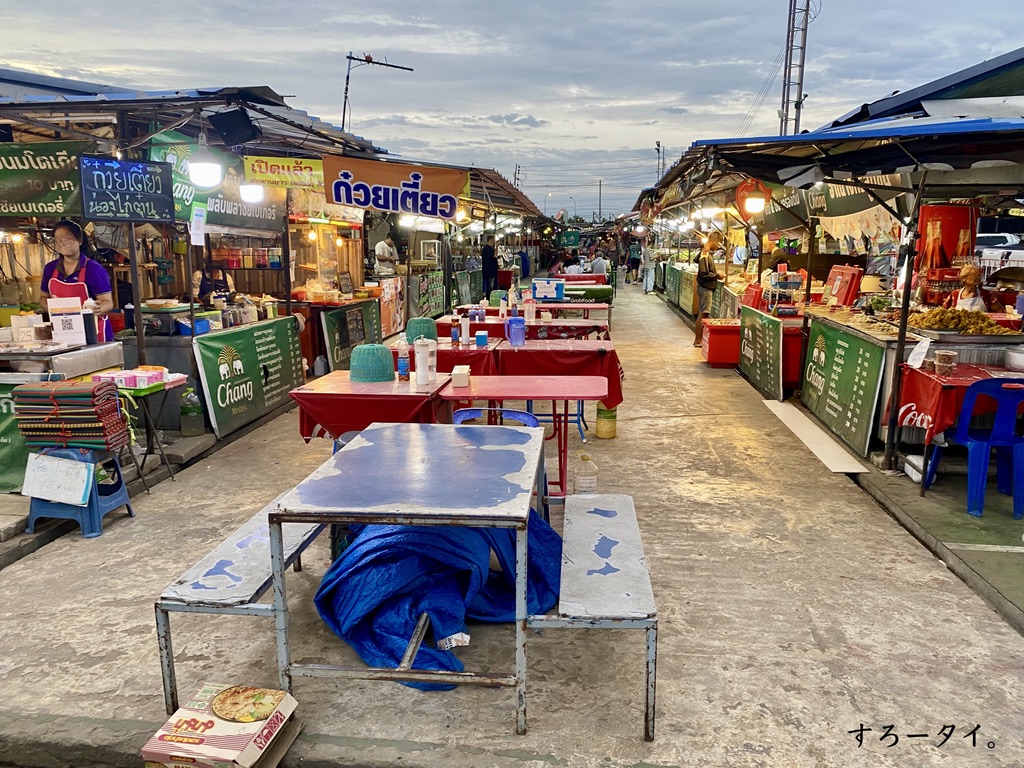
[
  {"x1": 438, "y1": 315, "x2": 610, "y2": 341},
  {"x1": 439, "y1": 375, "x2": 607, "y2": 497},
  {"x1": 895, "y1": 364, "x2": 1004, "y2": 444},
  {"x1": 494, "y1": 339, "x2": 624, "y2": 409},
  {"x1": 388, "y1": 337, "x2": 501, "y2": 375},
  {"x1": 562, "y1": 274, "x2": 608, "y2": 285},
  {"x1": 290, "y1": 371, "x2": 451, "y2": 442}
]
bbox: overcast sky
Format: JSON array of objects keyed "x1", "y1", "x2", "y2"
[{"x1": 2, "y1": 1, "x2": 1020, "y2": 218}]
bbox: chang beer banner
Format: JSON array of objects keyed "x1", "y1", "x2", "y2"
[
  {"x1": 739, "y1": 305, "x2": 783, "y2": 401},
  {"x1": 755, "y1": 175, "x2": 907, "y2": 234},
  {"x1": 322, "y1": 156, "x2": 469, "y2": 220},
  {"x1": 193, "y1": 317, "x2": 304, "y2": 438},
  {"x1": 0, "y1": 141, "x2": 90, "y2": 218},
  {"x1": 0, "y1": 382, "x2": 29, "y2": 492},
  {"x1": 321, "y1": 300, "x2": 382, "y2": 372},
  {"x1": 149, "y1": 130, "x2": 287, "y2": 231},
  {"x1": 801, "y1": 319, "x2": 885, "y2": 457}
]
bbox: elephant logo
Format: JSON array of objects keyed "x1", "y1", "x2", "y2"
[
  {"x1": 217, "y1": 346, "x2": 244, "y2": 380},
  {"x1": 812, "y1": 334, "x2": 827, "y2": 367}
]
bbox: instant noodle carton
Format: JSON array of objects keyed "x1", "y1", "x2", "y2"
[{"x1": 142, "y1": 682, "x2": 301, "y2": 768}]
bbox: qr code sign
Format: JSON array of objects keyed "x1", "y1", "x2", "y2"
[{"x1": 60, "y1": 317, "x2": 75, "y2": 332}]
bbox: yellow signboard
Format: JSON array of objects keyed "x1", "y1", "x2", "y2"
[
  {"x1": 322, "y1": 156, "x2": 470, "y2": 220},
  {"x1": 243, "y1": 156, "x2": 323, "y2": 188}
]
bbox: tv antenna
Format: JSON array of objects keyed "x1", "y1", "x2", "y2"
[{"x1": 341, "y1": 51, "x2": 414, "y2": 133}]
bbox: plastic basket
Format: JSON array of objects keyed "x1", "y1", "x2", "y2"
[
  {"x1": 349, "y1": 343, "x2": 395, "y2": 382},
  {"x1": 406, "y1": 316, "x2": 438, "y2": 341}
]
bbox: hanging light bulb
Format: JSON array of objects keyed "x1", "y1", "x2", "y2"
[
  {"x1": 744, "y1": 189, "x2": 766, "y2": 214},
  {"x1": 307, "y1": 229, "x2": 317, "y2": 241},
  {"x1": 188, "y1": 132, "x2": 223, "y2": 188},
  {"x1": 239, "y1": 183, "x2": 264, "y2": 203},
  {"x1": 335, "y1": 236, "x2": 344, "y2": 247}
]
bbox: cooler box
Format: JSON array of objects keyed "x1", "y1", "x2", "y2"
[
  {"x1": 532, "y1": 278, "x2": 565, "y2": 301},
  {"x1": 824, "y1": 265, "x2": 864, "y2": 306},
  {"x1": 701, "y1": 319, "x2": 741, "y2": 368},
  {"x1": 783, "y1": 325, "x2": 803, "y2": 389}
]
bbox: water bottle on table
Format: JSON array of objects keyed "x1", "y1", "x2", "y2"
[{"x1": 396, "y1": 333, "x2": 410, "y2": 381}]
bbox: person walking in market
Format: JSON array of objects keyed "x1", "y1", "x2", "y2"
[
  {"x1": 640, "y1": 240, "x2": 657, "y2": 294},
  {"x1": 481, "y1": 235, "x2": 498, "y2": 296},
  {"x1": 627, "y1": 240, "x2": 642, "y2": 283},
  {"x1": 694, "y1": 233, "x2": 726, "y2": 346}
]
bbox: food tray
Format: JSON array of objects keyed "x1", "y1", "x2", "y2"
[{"x1": 911, "y1": 328, "x2": 1024, "y2": 343}]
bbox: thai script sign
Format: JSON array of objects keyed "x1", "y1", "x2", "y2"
[
  {"x1": 322, "y1": 156, "x2": 469, "y2": 220},
  {"x1": 0, "y1": 141, "x2": 90, "y2": 217},
  {"x1": 79, "y1": 155, "x2": 174, "y2": 223},
  {"x1": 739, "y1": 305, "x2": 783, "y2": 401},
  {"x1": 321, "y1": 299, "x2": 382, "y2": 372},
  {"x1": 244, "y1": 156, "x2": 323, "y2": 188},
  {"x1": 149, "y1": 130, "x2": 286, "y2": 231}
]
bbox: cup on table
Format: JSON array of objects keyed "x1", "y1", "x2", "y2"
[
  {"x1": 920, "y1": 358, "x2": 936, "y2": 373},
  {"x1": 935, "y1": 350, "x2": 957, "y2": 376},
  {"x1": 475, "y1": 331, "x2": 488, "y2": 348}
]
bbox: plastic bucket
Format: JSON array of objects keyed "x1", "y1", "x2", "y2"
[{"x1": 595, "y1": 401, "x2": 617, "y2": 439}]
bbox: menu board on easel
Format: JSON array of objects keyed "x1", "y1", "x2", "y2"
[
  {"x1": 739, "y1": 305, "x2": 783, "y2": 401},
  {"x1": 79, "y1": 155, "x2": 174, "y2": 223},
  {"x1": 455, "y1": 272, "x2": 472, "y2": 305}
]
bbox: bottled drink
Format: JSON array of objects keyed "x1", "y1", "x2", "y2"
[
  {"x1": 397, "y1": 332, "x2": 410, "y2": 381},
  {"x1": 179, "y1": 388, "x2": 205, "y2": 437},
  {"x1": 451, "y1": 317, "x2": 460, "y2": 345}
]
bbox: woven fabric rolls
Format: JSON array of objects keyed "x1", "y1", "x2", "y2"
[{"x1": 13, "y1": 380, "x2": 130, "y2": 450}]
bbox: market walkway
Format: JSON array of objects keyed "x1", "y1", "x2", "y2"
[{"x1": 2, "y1": 282, "x2": 1024, "y2": 768}]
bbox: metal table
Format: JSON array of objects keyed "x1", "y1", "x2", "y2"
[{"x1": 269, "y1": 421, "x2": 546, "y2": 734}]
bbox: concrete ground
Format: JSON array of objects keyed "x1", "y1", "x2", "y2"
[{"x1": 2, "y1": 279, "x2": 1024, "y2": 767}]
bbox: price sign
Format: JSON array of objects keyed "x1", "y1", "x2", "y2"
[{"x1": 79, "y1": 155, "x2": 174, "y2": 223}]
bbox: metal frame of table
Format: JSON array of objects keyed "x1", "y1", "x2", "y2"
[
  {"x1": 268, "y1": 422, "x2": 546, "y2": 734},
  {"x1": 438, "y1": 375, "x2": 607, "y2": 498}
]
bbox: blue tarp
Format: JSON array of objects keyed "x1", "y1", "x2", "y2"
[{"x1": 314, "y1": 510, "x2": 561, "y2": 690}]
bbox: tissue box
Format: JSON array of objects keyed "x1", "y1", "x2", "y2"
[
  {"x1": 451, "y1": 365, "x2": 471, "y2": 388},
  {"x1": 131, "y1": 369, "x2": 165, "y2": 386},
  {"x1": 532, "y1": 278, "x2": 565, "y2": 301}
]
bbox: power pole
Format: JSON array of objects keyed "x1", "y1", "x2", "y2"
[
  {"x1": 655, "y1": 141, "x2": 662, "y2": 182},
  {"x1": 342, "y1": 51, "x2": 414, "y2": 133},
  {"x1": 598, "y1": 179, "x2": 602, "y2": 220},
  {"x1": 779, "y1": 0, "x2": 811, "y2": 135}
]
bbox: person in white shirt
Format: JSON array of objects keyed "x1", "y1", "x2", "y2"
[
  {"x1": 640, "y1": 242, "x2": 658, "y2": 293},
  {"x1": 565, "y1": 257, "x2": 583, "y2": 275},
  {"x1": 374, "y1": 236, "x2": 398, "y2": 276},
  {"x1": 590, "y1": 250, "x2": 609, "y2": 276}
]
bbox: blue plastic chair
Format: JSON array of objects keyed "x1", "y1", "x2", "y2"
[
  {"x1": 452, "y1": 408, "x2": 549, "y2": 519},
  {"x1": 924, "y1": 378, "x2": 1024, "y2": 518}
]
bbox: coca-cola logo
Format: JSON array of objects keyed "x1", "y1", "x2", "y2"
[{"x1": 899, "y1": 402, "x2": 933, "y2": 430}]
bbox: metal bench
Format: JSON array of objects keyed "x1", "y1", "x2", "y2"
[
  {"x1": 528, "y1": 493, "x2": 658, "y2": 741},
  {"x1": 154, "y1": 492, "x2": 324, "y2": 714}
]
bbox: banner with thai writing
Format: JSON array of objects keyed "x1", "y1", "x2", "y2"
[
  {"x1": 244, "y1": 156, "x2": 323, "y2": 188},
  {"x1": 149, "y1": 130, "x2": 286, "y2": 231},
  {"x1": 0, "y1": 141, "x2": 90, "y2": 218},
  {"x1": 322, "y1": 156, "x2": 469, "y2": 220}
]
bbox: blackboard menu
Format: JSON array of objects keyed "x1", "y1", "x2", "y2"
[
  {"x1": 801, "y1": 318, "x2": 886, "y2": 457},
  {"x1": 739, "y1": 305, "x2": 783, "y2": 401},
  {"x1": 455, "y1": 271, "x2": 473, "y2": 305},
  {"x1": 79, "y1": 156, "x2": 174, "y2": 223}
]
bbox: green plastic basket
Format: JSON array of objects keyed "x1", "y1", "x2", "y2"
[
  {"x1": 489, "y1": 290, "x2": 509, "y2": 307},
  {"x1": 349, "y1": 343, "x2": 395, "y2": 382},
  {"x1": 406, "y1": 316, "x2": 438, "y2": 341}
]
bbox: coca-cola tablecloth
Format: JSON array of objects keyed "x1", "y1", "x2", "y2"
[{"x1": 893, "y1": 364, "x2": 1001, "y2": 443}]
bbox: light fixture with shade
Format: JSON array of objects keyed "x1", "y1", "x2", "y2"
[
  {"x1": 239, "y1": 183, "x2": 264, "y2": 203},
  {"x1": 734, "y1": 177, "x2": 772, "y2": 222},
  {"x1": 188, "y1": 132, "x2": 223, "y2": 188},
  {"x1": 744, "y1": 189, "x2": 766, "y2": 214}
]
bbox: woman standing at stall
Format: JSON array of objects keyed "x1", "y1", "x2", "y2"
[
  {"x1": 39, "y1": 220, "x2": 114, "y2": 339},
  {"x1": 942, "y1": 264, "x2": 1005, "y2": 312}
]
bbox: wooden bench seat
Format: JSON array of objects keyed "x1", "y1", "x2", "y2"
[
  {"x1": 529, "y1": 493, "x2": 658, "y2": 740},
  {"x1": 154, "y1": 491, "x2": 324, "y2": 714}
]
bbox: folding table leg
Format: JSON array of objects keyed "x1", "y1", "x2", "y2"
[
  {"x1": 155, "y1": 605, "x2": 177, "y2": 715},
  {"x1": 515, "y1": 522, "x2": 529, "y2": 735},
  {"x1": 644, "y1": 621, "x2": 658, "y2": 742}
]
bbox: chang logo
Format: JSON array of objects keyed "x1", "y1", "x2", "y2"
[
  {"x1": 0, "y1": 392, "x2": 13, "y2": 415},
  {"x1": 215, "y1": 345, "x2": 253, "y2": 409},
  {"x1": 805, "y1": 333, "x2": 827, "y2": 395}
]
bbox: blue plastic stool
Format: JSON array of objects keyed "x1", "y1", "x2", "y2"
[{"x1": 26, "y1": 449, "x2": 134, "y2": 538}]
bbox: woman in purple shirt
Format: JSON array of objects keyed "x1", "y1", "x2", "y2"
[{"x1": 40, "y1": 220, "x2": 114, "y2": 316}]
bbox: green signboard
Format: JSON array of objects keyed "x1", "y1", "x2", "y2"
[
  {"x1": 0, "y1": 141, "x2": 90, "y2": 218},
  {"x1": 193, "y1": 317, "x2": 305, "y2": 438},
  {"x1": 455, "y1": 271, "x2": 472, "y2": 306},
  {"x1": 0, "y1": 382, "x2": 29, "y2": 492},
  {"x1": 321, "y1": 299, "x2": 382, "y2": 372},
  {"x1": 665, "y1": 265, "x2": 680, "y2": 307},
  {"x1": 801, "y1": 319, "x2": 886, "y2": 457},
  {"x1": 560, "y1": 230, "x2": 581, "y2": 247},
  {"x1": 711, "y1": 285, "x2": 722, "y2": 318},
  {"x1": 469, "y1": 270, "x2": 484, "y2": 303},
  {"x1": 149, "y1": 130, "x2": 287, "y2": 232},
  {"x1": 410, "y1": 270, "x2": 445, "y2": 318},
  {"x1": 678, "y1": 269, "x2": 696, "y2": 315},
  {"x1": 739, "y1": 305, "x2": 783, "y2": 401}
]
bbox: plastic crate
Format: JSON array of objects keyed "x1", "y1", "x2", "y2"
[
  {"x1": 702, "y1": 319, "x2": 741, "y2": 368},
  {"x1": 175, "y1": 318, "x2": 211, "y2": 336}
]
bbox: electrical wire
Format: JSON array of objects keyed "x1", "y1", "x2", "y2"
[{"x1": 734, "y1": 42, "x2": 787, "y2": 138}]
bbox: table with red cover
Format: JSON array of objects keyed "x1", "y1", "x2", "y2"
[
  {"x1": 389, "y1": 337, "x2": 501, "y2": 375},
  {"x1": 494, "y1": 339, "x2": 624, "y2": 409},
  {"x1": 439, "y1": 375, "x2": 607, "y2": 496},
  {"x1": 438, "y1": 315, "x2": 610, "y2": 341},
  {"x1": 894, "y1": 364, "x2": 1005, "y2": 444},
  {"x1": 456, "y1": 302, "x2": 611, "y2": 318},
  {"x1": 291, "y1": 371, "x2": 451, "y2": 442}
]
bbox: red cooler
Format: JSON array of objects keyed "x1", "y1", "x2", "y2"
[{"x1": 702, "y1": 319, "x2": 741, "y2": 368}]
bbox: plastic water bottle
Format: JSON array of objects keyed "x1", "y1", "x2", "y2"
[
  {"x1": 451, "y1": 318, "x2": 460, "y2": 345},
  {"x1": 573, "y1": 451, "x2": 599, "y2": 493},
  {"x1": 397, "y1": 332, "x2": 410, "y2": 381},
  {"x1": 179, "y1": 388, "x2": 205, "y2": 437}
]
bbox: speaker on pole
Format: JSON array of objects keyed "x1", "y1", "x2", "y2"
[{"x1": 208, "y1": 109, "x2": 260, "y2": 145}]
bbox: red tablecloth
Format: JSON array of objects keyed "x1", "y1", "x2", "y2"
[
  {"x1": 390, "y1": 338, "x2": 501, "y2": 375},
  {"x1": 439, "y1": 315, "x2": 609, "y2": 341},
  {"x1": 562, "y1": 274, "x2": 608, "y2": 285},
  {"x1": 291, "y1": 371, "x2": 450, "y2": 441},
  {"x1": 494, "y1": 339, "x2": 624, "y2": 409},
  {"x1": 894, "y1": 364, "x2": 1002, "y2": 443},
  {"x1": 456, "y1": 302, "x2": 611, "y2": 317}
]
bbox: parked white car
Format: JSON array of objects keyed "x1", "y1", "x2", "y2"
[{"x1": 976, "y1": 232, "x2": 1022, "y2": 249}]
